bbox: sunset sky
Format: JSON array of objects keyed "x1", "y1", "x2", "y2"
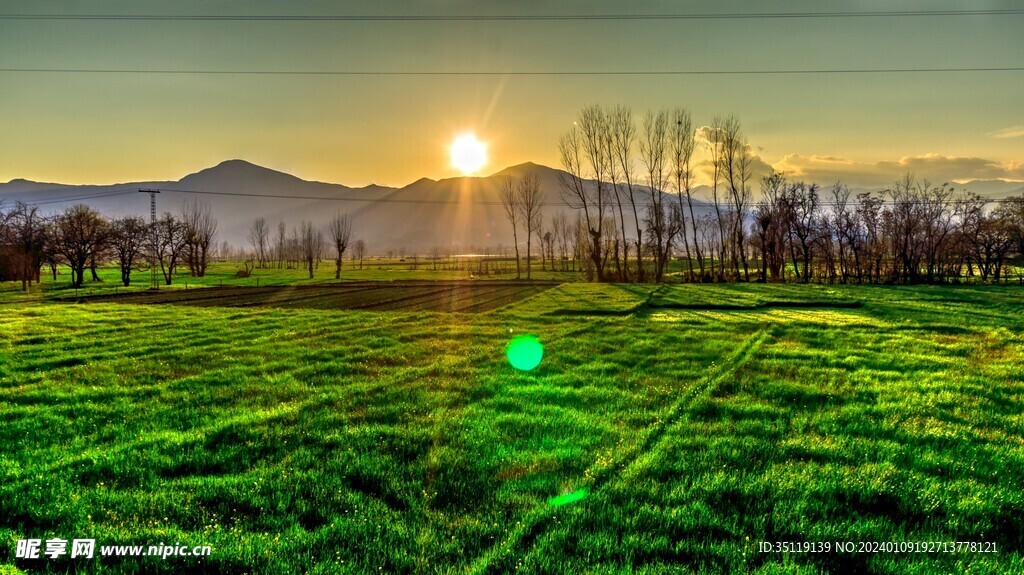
[{"x1": 1, "y1": 0, "x2": 1022, "y2": 189}]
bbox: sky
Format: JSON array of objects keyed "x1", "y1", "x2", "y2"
[{"x1": 1, "y1": 0, "x2": 1022, "y2": 189}]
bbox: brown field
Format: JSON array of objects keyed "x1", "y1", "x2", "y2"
[{"x1": 73, "y1": 280, "x2": 561, "y2": 313}]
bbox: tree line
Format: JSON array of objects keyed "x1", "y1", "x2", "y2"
[
  {"x1": 246, "y1": 213, "x2": 359, "y2": 279},
  {"x1": 547, "y1": 104, "x2": 1024, "y2": 284},
  {"x1": 0, "y1": 200, "x2": 219, "y2": 290},
  {"x1": 0, "y1": 198, "x2": 369, "y2": 290}
]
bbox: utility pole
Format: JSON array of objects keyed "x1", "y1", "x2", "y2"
[{"x1": 139, "y1": 189, "x2": 160, "y2": 289}]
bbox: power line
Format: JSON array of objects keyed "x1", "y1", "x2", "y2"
[
  {"x1": 2, "y1": 9, "x2": 1022, "y2": 21},
  {"x1": 157, "y1": 187, "x2": 570, "y2": 207},
  {"x1": 5, "y1": 184, "x2": 137, "y2": 197},
  {"x1": 19, "y1": 188, "x2": 138, "y2": 206},
  {"x1": 2, "y1": 67, "x2": 1022, "y2": 76}
]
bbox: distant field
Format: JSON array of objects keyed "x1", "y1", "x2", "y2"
[
  {"x1": 0, "y1": 260, "x2": 579, "y2": 303},
  {"x1": 1, "y1": 278, "x2": 1022, "y2": 574}
]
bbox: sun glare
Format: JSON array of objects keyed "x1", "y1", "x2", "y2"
[{"x1": 450, "y1": 133, "x2": 487, "y2": 175}]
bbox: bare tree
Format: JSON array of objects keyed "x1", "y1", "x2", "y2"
[
  {"x1": 602, "y1": 107, "x2": 627, "y2": 280},
  {"x1": 328, "y1": 212, "x2": 353, "y2": 279},
  {"x1": 719, "y1": 115, "x2": 752, "y2": 280},
  {"x1": 560, "y1": 106, "x2": 612, "y2": 281},
  {"x1": 639, "y1": 110, "x2": 672, "y2": 281},
  {"x1": 610, "y1": 105, "x2": 644, "y2": 281},
  {"x1": 785, "y1": 182, "x2": 820, "y2": 283},
  {"x1": 543, "y1": 230, "x2": 555, "y2": 271},
  {"x1": 857, "y1": 192, "x2": 885, "y2": 282},
  {"x1": 315, "y1": 229, "x2": 325, "y2": 269},
  {"x1": 973, "y1": 211, "x2": 1014, "y2": 281},
  {"x1": 997, "y1": 195, "x2": 1024, "y2": 263},
  {"x1": 353, "y1": 239, "x2": 366, "y2": 269},
  {"x1": 39, "y1": 225, "x2": 61, "y2": 281},
  {"x1": 275, "y1": 221, "x2": 287, "y2": 269},
  {"x1": 704, "y1": 117, "x2": 729, "y2": 280},
  {"x1": 289, "y1": 226, "x2": 300, "y2": 269},
  {"x1": 535, "y1": 216, "x2": 548, "y2": 271},
  {"x1": 110, "y1": 216, "x2": 148, "y2": 286},
  {"x1": 2, "y1": 202, "x2": 46, "y2": 291},
  {"x1": 181, "y1": 199, "x2": 217, "y2": 277},
  {"x1": 152, "y1": 212, "x2": 187, "y2": 285},
  {"x1": 50, "y1": 204, "x2": 108, "y2": 288},
  {"x1": 300, "y1": 221, "x2": 317, "y2": 279},
  {"x1": 670, "y1": 107, "x2": 699, "y2": 282},
  {"x1": 499, "y1": 174, "x2": 523, "y2": 279},
  {"x1": 248, "y1": 217, "x2": 269, "y2": 268},
  {"x1": 87, "y1": 230, "x2": 112, "y2": 282},
  {"x1": 753, "y1": 170, "x2": 791, "y2": 282},
  {"x1": 829, "y1": 182, "x2": 854, "y2": 282},
  {"x1": 921, "y1": 184, "x2": 957, "y2": 282},
  {"x1": 517, "y1": 171, "x2": 545, "y2": 280},
  {"x1": 551, "y1": 212, "x2": 569, "y2": 271},
  {"x1": 431, "y1": 246, "x2": 444, "y2": 271}
]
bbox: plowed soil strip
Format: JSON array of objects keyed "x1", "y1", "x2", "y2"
[
  {"x1": 371, "y1": 286, "x2": 493, "y2": 311},
  {"x1": 382, "y1": 285, "x2": 521, "y2": 312},
  {"x1": 348, "y1": 287, "x2": 460, "y2": 310},
  {"x1": 77, "y1": 284, "x2": 370, "y2": 306},
  {"x1": 74, "y1": 281, "x2": 562, "y2": 313},
  {"x1": 453, "y1": 286, "x2": 549, "y2": 312}
]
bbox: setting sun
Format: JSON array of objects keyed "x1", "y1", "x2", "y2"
[{"x1": 450, "y1": 133, "x2": 488, "y2": 175}]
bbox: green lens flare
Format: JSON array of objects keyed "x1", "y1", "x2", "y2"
[
  {"x1": 506, "y1": 334, "x2": 544, "y2": 371},
  {"x1": 548, "y1": 488, "x2": 588, "y2": 507}
]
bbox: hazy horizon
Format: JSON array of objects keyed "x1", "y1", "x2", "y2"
[{"x1": 5, "y1": 157, "x2": 1024, "y2": 194}]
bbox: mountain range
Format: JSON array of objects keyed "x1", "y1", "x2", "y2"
[
  {"x1": 2, "y1": 160, "x2": 1022, "y2": 254},
  {"x1": 0, "y1": 160, "x2": 684, "y2": 253}
]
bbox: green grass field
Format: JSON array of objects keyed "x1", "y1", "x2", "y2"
[{"x1": 1, "y1": 266, "x2": 1022, "y2": 574}]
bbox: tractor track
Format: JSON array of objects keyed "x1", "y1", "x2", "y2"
[{"x1": 469, "y1": 327, "x2": 771, "y2": 575}]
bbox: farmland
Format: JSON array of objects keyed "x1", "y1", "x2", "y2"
[
  {"x1": 1, "y1": 273, "x2": 1023, "y2": 574},
  {"x1": 77, "y1": 281, "x2": 560, "y2": 313}
]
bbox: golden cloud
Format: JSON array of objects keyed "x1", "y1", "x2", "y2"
[
  {"x1": 772, "y1": 153, "x2": 1024, "y2": 188},
  {"x1": 987, "y1": 125, "x2": 1024, "y2": 139}
]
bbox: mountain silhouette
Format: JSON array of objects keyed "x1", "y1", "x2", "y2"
[{"x1": 0, "y1": 159, "x2": 709, "y2": 253}]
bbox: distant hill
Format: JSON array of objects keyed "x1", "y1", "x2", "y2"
[
  {"x1": 0, "y1": 179, "x2": 74, "y2": 194},
  {"x1": 1, "y1": 159, "x2": 708, "y2": 254},
  {"x1": 953, "y1": 179, "x2": 1024, "y2": 199}
]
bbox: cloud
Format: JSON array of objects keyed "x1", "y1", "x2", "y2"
[
  {"x1": 692, "y1": 152, "x2": 774, "y2": 187},
  {"x1": 987, "y1": 125, "x2": 1024, "y2": 139},
  {"x1": 772, "y1": 153, "x2": 1024, "y2": 188},
  {"x1": 878, "y1": 154, "x2": 1015, "y2": 181},
  {"x1": 773, "y1": 154, "x2": 888, "y2": 187},
  {"x1": 689, "y1": 128, "x2": 774, "y2": 186}
]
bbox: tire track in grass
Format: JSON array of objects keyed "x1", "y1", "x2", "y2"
[{"x1": 468, "y1": 327, "x2": 771, "y2": 575}]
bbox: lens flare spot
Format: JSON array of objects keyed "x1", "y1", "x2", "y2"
[
  {"x1": 548, "y1": 488, "x2": 589, "y2": 507},
  {"x1": 506, "y1": 334, "x2": 543, "y2": 371}
]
